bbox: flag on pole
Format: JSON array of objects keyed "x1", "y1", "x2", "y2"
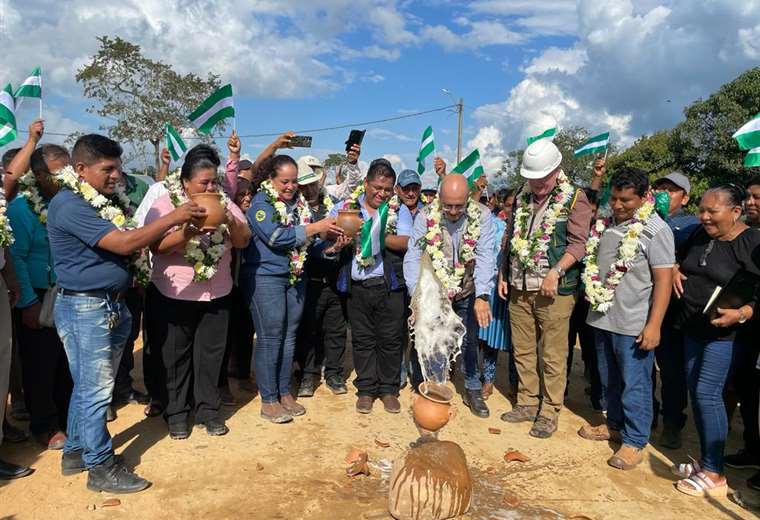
[
  {"x1": 450, "y1": 149, "x2": 485, "y2": 186},
  {"x1": 417, "y1": 125, "x2": 435, "y2": 175},
  {"x1": 733, "y1": 113, "x2": 760, "y2": 151},
  {"x1": 165, "y1": 123, "x2": 188, "y2": 162},
  {"x1": 744, "y1": 147, "x2": 760, "y2": 168},
  {"x1": 574, "y1": 132, "x2": 610, "y2": 158},
  {"x1": 358, "y1": 201, "x2": 389, "y2": 262},
  {"x1": 188, "y1": 84, "x2": 235, "y2": 135},
  {"x1": 0, "y1": 84, "x2": 16, "y2": 128},
  {"x1": 14, "y1": 67, "x2": 42, "y2": 99},
  {"x1": 527, "y1": 127, "x2": 556, "y2": 145}
]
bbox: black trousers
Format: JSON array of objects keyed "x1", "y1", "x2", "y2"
[
  {"x1": 146, "y1": 285, "x2": 230, "y2": 426},
  {"x1": 347, "y1": 283, "x2": 405, "y2": 397},
  {"x1": 295, "y1": 280, "x2": 348, "y2": 380},
  {"x1": 735, "y1": 341, "x2": 760, "y2": 455},
  {"x1": 114, "y1": 287, "x2": 143, "y2": 399},
  {"x1": 14, "y1": 301, "x2": 72, "y2": 435},
  {"x1": 219, "y1": 284, "x2": 255, "y2": 385},
  {"x1": 142, "y1": 286, "x2": 162, "y2": 402}
]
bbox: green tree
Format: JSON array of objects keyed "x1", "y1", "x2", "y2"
[
  {"x1": 76, "y1": 36, "x2": 223, "y2": 172},
  {"x1": 607, "y1": 130, "x2": 674, "y2": 176},
  {"x1": 323, "y1": 153, "x2": 347, "y2": 169}
]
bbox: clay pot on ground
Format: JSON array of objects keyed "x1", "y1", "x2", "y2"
[
  {"x1": 337, "y1": 209, "x2": 362, "y2": 237},
  {"x1": 413, "y1": 382, "x2": 455, "y2": 433},
  {"x1": 191, "y1": 192, "x2": 225, "y2": 231}
]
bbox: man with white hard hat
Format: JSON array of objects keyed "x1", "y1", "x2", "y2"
[{"x1": 497, "y1": 138, "x2": 592, "y2": 439}]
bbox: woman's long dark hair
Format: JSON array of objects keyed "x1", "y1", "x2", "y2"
[
  {"x1": 252, "y1": 154, "x2": 297, "y2": 192},
  {"x1": 180, "y1": 144, "x2": 220, "y2": 181}
]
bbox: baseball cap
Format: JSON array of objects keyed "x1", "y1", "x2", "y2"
[
  {"x1": 238, "y1": 159, "x2": 253, "y2": 170},
  {"x1": 296, "y1": 155, "x2": 324, "y2": 185},
  {"x1": 397, "y1": 169, "x2": 422, "y2": 188},
  {"x1": 653, "y1": 171, "x2": 691, "y2": 195}
]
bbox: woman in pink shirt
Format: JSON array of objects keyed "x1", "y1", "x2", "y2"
[{"x1": 145, "y1": 145, "x2": 251, "y2": 440}]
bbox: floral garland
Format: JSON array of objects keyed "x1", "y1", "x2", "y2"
[
  {"x1": 385, "y1": 194, "x2": 401, "y2": 235},
  {"x1": 321, "y1": 189, "x2": 334, "y2": 215},
  {"x1": 510, "y1": 170, "x2": 575, "y2": 273},
  {"x1": 582, "y1": 196, "x2": 656, "y2": 313},
  {"x1": 166, "y1": 170, "x2": 231, "y2": 282},
  {"x1": 54, "y1": 166, "x2": 151, "y2": 285},
  {"x1": 18, "y1": 171, "x2": 50, "y2": 225},
  {"x1": 421, "y1": 197, "x2": 481, "y2": 300},
  {"x1": 261, "y1": 180, "x2": 313, "y2": 284},
  {"x1": 340, "y1": 185, "x2": 401, "y2": 269},
  {"x1": 0, "y1": 185, "x2": 13, "y2": 247}
]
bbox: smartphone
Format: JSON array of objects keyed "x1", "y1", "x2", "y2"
[
  {"x1": 345, "y1": 129, "x2": 366, "y2": 152},
  {"x1": 290, "y1": 135, "x2": 312, "y2": 148}
]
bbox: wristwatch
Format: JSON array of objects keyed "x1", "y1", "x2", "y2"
[
  {"x1": 553, "y1": 266, "x2": 566, "y2": 277},
  {"x1": 477, "y1": 294, "x2": 489, "y2": 302}
]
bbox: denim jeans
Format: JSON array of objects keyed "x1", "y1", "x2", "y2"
[
  {"x1": 55, "y1": 293, "x2": 131, "y2": 468},
  {"x1": 453, "y1": 295, "x2": 482, "y2": 391},
  {"x1": 594, "y1": 328, "x2": 654, "y2": 449},
  {"x1": 244, "y1": 273, "x2": 304, "y2": 404},
  {"x1": 684, "y1": 335, "x2": 738, "y2": 474}
]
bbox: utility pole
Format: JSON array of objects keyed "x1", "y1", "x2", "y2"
[{"x1": 456, "y1": 97, "x2": 464, "y2": 164}]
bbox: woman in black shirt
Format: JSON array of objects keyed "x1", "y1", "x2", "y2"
[{"x1": 671, "y1": 185, "x2": 760, "y2": 498}]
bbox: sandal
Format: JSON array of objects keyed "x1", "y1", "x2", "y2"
[
  {"x1": 671, "y1": 456, "x2": 701, "y2": 479},
  {"x1": 260, "y1": 403, "x2": 293, "y2": 424},
  {"x1": 676, "y1": 471, "x2": 728, "y2": 498}
]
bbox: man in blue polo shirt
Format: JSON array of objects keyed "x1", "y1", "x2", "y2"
[{"x1": 48, "y1": 134, "x2": 204, "y2": 494}]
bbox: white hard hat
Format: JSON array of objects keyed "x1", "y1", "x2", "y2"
[
  {"x1": 296, "y1": 155, "x2": 324, "y2": 185},
  {"x1": 520, "y1": 139, "x2": 562, "y2": 180}
]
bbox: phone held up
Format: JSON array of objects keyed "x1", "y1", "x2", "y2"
[
  {"x1": 345, "y1": 129, "x2": 366, "y2": 152},
  {"x1": 290, "y1": 135, "x2": 312, "y2": 148}
]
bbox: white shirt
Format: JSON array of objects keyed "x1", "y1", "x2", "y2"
[{"x1": 134, "y1": 181, "x2": 168, "y2": 226}]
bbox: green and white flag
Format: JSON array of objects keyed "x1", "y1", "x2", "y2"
[
  {"x1": 527, "y1": 127, "x2": 556, "y2": 145},
  {"x1": 733, "y1": 113, "x2": 760, "y2": 151},
  {"x1": 165, "y1": 123, "x2": 188, "y2": 162},
  {"x1": 417, "y1": 125, "x2": 435, "y2": 175},
  {"x1": 451, "y1": 149, "x2": 485, "y2": 186},
  {"x1": 0, "y1": 84, "x2": 16, "y2": 128},
  {"x1": 574, "y1": 132, "x2": 609, "y2": 158},
  {"x1": 0, "y1": 122, "x2": 16, "y2": 147},
  {"x1": 745, "y1": 147, "x2": 760, "y2": 168},
  {"x1": 14, "y1": 67, "x2": 42, "y2": 99},
  {"x1": 358, "y1": 201, "x2": 389, "y2": 262},
  {"x1": 188, "y1": 84, "x2": 235, "y2": 135}
]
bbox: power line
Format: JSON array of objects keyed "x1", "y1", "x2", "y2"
[{"x1": 16, "y1": 104, "x2": 459, "y2": 140}]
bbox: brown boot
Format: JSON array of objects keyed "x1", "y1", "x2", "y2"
[
  {"x1": 607, "y1": 444, "x2": 644, "y2": 470},
  {"x1": 578, "y1": 424, "x2": 622, "y2": 443},
  {"x1": 279, "y1": 394, "x2": 306, "y2": 416},
  {"x1": 380, "y1": 394, "x2": 401, "y2": 414},
  {"x1": 356, "y1": 396, "x2": 374, "y2": 414},
  {"x1": 482, "y1": 383, "x2": 494, "y2": 400}
]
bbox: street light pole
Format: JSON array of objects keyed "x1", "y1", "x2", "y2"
[{"x1": 456, "y1": 97, "x2": 463, "y2": 164}]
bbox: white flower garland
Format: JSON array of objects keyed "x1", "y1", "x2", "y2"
[
  {"x1": 18, "y1": 171, "x2": 50, "y2": 225},
  {"x1": 341, "y1": 185, "x2": 400, "y2": 269},
  {"x1": 582, "y1": 197, "x2": 656, "y2": 313},
  {"x1": 510, "y1": 170, "x2": 575, "y2": 273},
  {"x1": 166, "y1": 170, "x2": 231, "y2": 282},
  {"x1": 421, "y1": 197, "x2": 481, "y2": 300},
  {"x1": 0, "y1": 185, "x2": 13, "y2": 247},
  {"x1": 260, "y1": 180, "x2": 313, "y2": 284},
  {"x1": 54, "y1": 166, "x2": 151, "y2": 285},
  {"x1": 321, "y1": 190, "x2": 334, "y2": 215}
]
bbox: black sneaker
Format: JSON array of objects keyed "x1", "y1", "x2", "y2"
[
  {"x1": 462, "y1": 389, "x2": 489, "y2": 418},
  {"x1": 86, "y1": 458, "x2": 150, "y2": 494},
  {"x1": 325, "y1": 376, "x2": 348, "y2": 395},
  {"x1": 113, "y1": 389, "x2": 150, "y2": 406},
  {"x1": 168, "y1": 422, "x2": 190, "y2": 440},
  {"x1": 298, "y1": 377, "x2": 318, "y2": 398},
  {"x1": 199, "y1": 419, "x2": 229, "y2": 437},
  {"x1": 62, "y1": 450, "x2": 124, "y2": 477},
  {"x1": 2, "y1": 420, "x2": 29, "y2": 443},
  {"x1": 724, "y1": 449, "x2": 760, "y2": 469}
]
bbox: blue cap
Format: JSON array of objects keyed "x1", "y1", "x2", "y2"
[{"x1": 397, "y1": 169, "x2": 422, "y2": 188}]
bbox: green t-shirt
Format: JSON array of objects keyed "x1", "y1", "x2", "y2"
[{"x1": 124, "y1": 174, "x2": 150, "y2": 211}]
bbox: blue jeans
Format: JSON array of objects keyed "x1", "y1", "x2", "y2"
[
  {"x1": 594, "y1": 328, "x2": 654, "y2": 449},
  {"x1": 684, "y1": 335, "x2": 738, "y2": 474},
  {"x1": 453, "y1": 296, "x2": 481, "y2": 391},
  {"x1": 245, "y1": 274, "x2": 305, "y2": 403},
  {"x1": 55, "y1": 293, "x2": 131, "y2": 468}
]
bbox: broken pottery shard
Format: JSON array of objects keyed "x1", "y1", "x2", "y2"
[
  {"x1": 375, "y1": 439, "x2": 391, "y2": 448},
  {"x1": 503, "y1": 450, "x2": 530, "y2": 463},
  {"x1": 347, "y1": 450, "x2": 370, "y2": 477},
  {"x1": 346, "y1": 447, "x2": 367, "y2": 464},
  {"x1": 488, "y1": 427, "x2": 501, "y2": 435},
  {"x1": 503, "y1": 490, "x2": 521, "y2": 507},
  {"x1": 389, "y1": 440, "x2": 472, "y2": 520},
  {"x1": 101, "y1": 498, "x2": 121, "y2": 507}
]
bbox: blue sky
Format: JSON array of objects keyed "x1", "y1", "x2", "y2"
[{"x1": 3, "y1": 1, "x2": 760, "y2": 180}]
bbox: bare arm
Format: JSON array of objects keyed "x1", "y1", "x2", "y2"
[
  {"x1": 227, "y1": 209, "x2": 251, "y2": 249},
  {"x1": 251, "y1": 132, "x2": 294, "y2": 177},
  {"x1": 590, "y1": 158, "x2": 606, "y2": 192},
  {"x1": 4, "y1": 120, "x2": 43, "y2": 200},
  {"x1": 156, "y1": 148, "x2": 170, "y2": 182},
  {"x1": 385, "y1": 234, "x2": 409, "y2": 253}
]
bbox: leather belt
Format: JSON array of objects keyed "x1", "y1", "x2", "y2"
[
  {"x1": 59, "y1": 289, "x2": 125, "y2": 301},
  {"x1": 354, "y1": 277, "x2": 385, "y2": 289}
]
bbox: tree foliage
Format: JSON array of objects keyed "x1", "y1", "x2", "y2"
[{"x1": 76, "y1": 36, "x2": 222, "y2": 171}]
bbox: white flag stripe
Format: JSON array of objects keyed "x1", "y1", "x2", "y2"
[
  {"x1": 18, "y1": 76, "x2": 41, "y2": 88},
  {"x1": 733, "y1": 116, "x2": 760, "y2": 138},
  {"x1": 190, "y1": 97, "x2": 234, "y2": 130},
  {"x1": 370, "y1": 215, "x2": 383, "y2": 255},
  {"x1": 575, "y1": 138, "x2": 609, "y2": 155},
  {"x1": 0, "y1": 123, "x2": 14, "y2": 139}
]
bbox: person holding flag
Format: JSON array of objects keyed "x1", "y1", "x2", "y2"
[{"x1": 326, "y1": 159, "x2": 412, "y2": 415}]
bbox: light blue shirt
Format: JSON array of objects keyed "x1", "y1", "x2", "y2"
[
  {"x1": 404, "y1": 204, "x2": 495, "y2": 297},
  {"x1": 329, "y1": 194, "x2": 414, "y2": 281}
]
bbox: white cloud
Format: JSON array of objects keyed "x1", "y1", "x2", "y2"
[
  {"x1": 468, "y1": 0, "x2": 579, "y2": 36},
  {"x1": 467, "y1": 125, "x2": 505, "y2": 174},
  {"x1": 368, "y1": 128, "x2": 415, "y2": 142},
  {"x1": 523, "y1": 47, "x2": 587, "y2": 75},
  {"x1": 382, "y1": 153, "x2": 407, "y2": 172},
  {"x1": 421, "y1": 19, "x2": 523, "y2": 50}
]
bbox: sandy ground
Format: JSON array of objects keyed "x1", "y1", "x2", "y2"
[{"x1": 1, "y1": 341, "x2": 759, "y2": 520}]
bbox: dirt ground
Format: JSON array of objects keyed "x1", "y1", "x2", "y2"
[{"x1": 1, "y1": 341, "x2": 759, "y2": 520}]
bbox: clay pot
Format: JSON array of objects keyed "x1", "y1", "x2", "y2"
[
  {"x1": 191, "y1": 192, "x2": 225, "y2": 231},
  {"x1": 413, "y1": 382, "x2": 455, "y2": 433},
  {"x1": 337, "y1": 209, "x2": 362, "y2": 237}
]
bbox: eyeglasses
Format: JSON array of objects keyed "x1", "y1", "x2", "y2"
[{"x1": 441, "y1": 203, "x2": 466, "y2": 212}]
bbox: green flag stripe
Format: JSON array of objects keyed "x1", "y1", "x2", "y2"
[
  {"x1": 15, "y1": 68, "x2": 42, "y2": 98},
  {"x1": 745, "y1": 147, "x2": 760, "y2": 168},
  {"x1": 166, "y1": 124, "x2": 187, "y2": 161},
  {"x1": 734, "y1": 114, "x2": 760, "y2": 151},
  {"x1": 0, "y1": 84, "x2": 15, "y2": 127},
  {"x1": 527, "y1": 127, "x2": 556, "y2": 145},
  {"x1": 417, "y1": 126, "x2": 435, "y2": 175},
  {"x1": 359, "y1": 201, "x2": 389, "y2": 258},
  {"x1": 574, "y1": 144, "x2": 608, "y2": 158},
  {"x1": 195, "y1": 106, "x2": 235, "y2": 135},
  {"x1": 421, "y1": 125, "x2": 433, "y2": 141},
  {"x1": 0, "y1": 122, "x2": 16, "y2": 146},
  {"x1": 581, "y1": 132, "x2": 610, "y2": 145},
  {"x1": 189, "y1": 84, "x2": 233, "y2": 121},
  {"x1": 451, "y1": 149, "x2": 480, "y2": 175}
]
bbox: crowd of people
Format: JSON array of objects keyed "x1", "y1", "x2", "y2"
[{"x1": 0, "y1": 120, "x2": 757, "y2": 502}]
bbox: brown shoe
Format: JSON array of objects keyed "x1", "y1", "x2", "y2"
[
  {"x1": 279, "y1": 394, "x2": 306, "y2": 416},
  {"x1": 607, "y1": 444, "x2": 644, "y2": 470},
  {"x1": 482, "y1": 383, "x2": 494, "y2": 400},
  {"x1": 380, "y1": 395, "x2": 401, "y2": 414},
  {"x1": 47, "y1": 431, "x2": 66, "y2": 450},
  {"x1": 356, "y1": 396, "x2": 374, "y2": 414},
  {"x1": 260, "y1": 402, "x2": 293, "y2": 424},
  {"x1": 578, "y1": 424, "x2": 622, "y2": 443}
]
